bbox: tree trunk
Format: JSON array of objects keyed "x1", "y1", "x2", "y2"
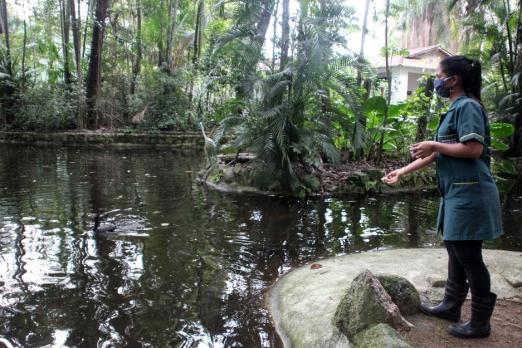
[
  {"x1": 0, "y1": 0, "x2": 15, "y2": 125},
  {"x1": 352, "y1": 0, "x2": 371, "y2": 160},
  {"x1": 60, "y1": 0, "x2": 72, "y2": 85},
  {"x1": 280, "y1": 0, "x2": 289, "y2": 70},
  {"x1": 192, "y1": 0, "x2": 204, "y2": 64},
  {"x1": 165, "y1": 0, "x2": 179, "y2": 72},
  {"x1": 0, "y1": 0, "x2": 4, "y2": 35},
  {"x1": 22, "y1": 0, "x2": 27, "y2": 87},
  {"x1": 86, "y1": 0, "x2": 109, "y2": 129},
  {"x1": 189, "y1": 0, "x2": 204, "y2": 102},
  {"x1": 377, "y1": 0, "x2": 391, "y2": 164},
  {"x1": 234, "y1": 0, "x2": 275, "y2": 99},
  {"x1": 82, "y1": 0, "x2": 93, "y2": 60},
  {"x1": 503, "y1": 0, "x2": 515, "y2": 79},
  {"x1": 255, "y1": 1, "x2": 275, "y2": 46},
  {"x1": 271, "y1": 0, "x2": 279, "y2": 72},
  {"x1": 356, "y1": 0, "x2": 370, "y2": 87},
  {"x1": 0, "y1": 0, "x2": 11, "y2": 73},
  {"x1": 158, "y1": 0, "x2": 166, "y2": 67},
  {"x1": 70, "y1": 0, "x2": 82, "y2": 81},
  {"x1": 130, "y1": 0, "x2": 142, "y2": 95},
  {"x1": 71, "y1": 0, "x2": 85, "y2": 128}
]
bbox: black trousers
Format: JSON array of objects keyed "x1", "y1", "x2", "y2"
[{"x1": 444, "y1": 240, "x2": 491, "y2": 297}]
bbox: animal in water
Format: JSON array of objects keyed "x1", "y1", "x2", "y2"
[{"x1": 93, "y1": 213, "x2": 116, "y2": 234}]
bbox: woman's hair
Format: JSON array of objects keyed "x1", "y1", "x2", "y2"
[{"x1": 439, "y1": 55, "x2": 482, "y2": 101}]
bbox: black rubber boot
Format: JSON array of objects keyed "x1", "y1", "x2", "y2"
[
  {"x1": 419, "y1": 279, "x2": 469, "y2": 322},
  {"x1": 448, "y1": 292, "x2": 496, "y2": 338}
]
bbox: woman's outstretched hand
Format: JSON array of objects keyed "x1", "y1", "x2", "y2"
[
  {"x1": 410, "y1": 141, "x2": 436, "y2": 159},
  {"x1": 382, "y1": 168, "x2": 404, "y2": 185}
]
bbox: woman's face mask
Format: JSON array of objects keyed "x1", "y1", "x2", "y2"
[{"x1": 434, "y1": 76, "x2": 454, "y2": 98}]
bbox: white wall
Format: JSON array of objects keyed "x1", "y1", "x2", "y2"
[
  {"x1": 388, "y1": 66, "x2": 436, "y2": 103},
  {"x1": 390, "y1": 67, "x2": 409, "y2": 103}
]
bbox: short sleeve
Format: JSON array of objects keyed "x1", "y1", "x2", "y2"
[{"x1": 456, "y1": 100, "x2": 486, "y2": 144}]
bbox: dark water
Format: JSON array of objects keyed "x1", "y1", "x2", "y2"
[{"x1": 0, "y1": 145, "x2": 520, "y2": 347}]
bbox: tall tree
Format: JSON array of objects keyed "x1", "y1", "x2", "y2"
[
  {"x1": 280, "y1": 0, "x2": 289, "y2": 70},
  {"x1": 192, "y1": 0, "x2": 204, "y2": 64},
  {"x1": 271, "y1": 0, "x2": 279, "y2": 72},
  {"x1": 356, "y1": 0, "x2": 371, "y2": 86},
  {"x1": 377, "y1": 0, "x2": 392, "y2": 164},
  {"x1": 86, "y1": 0, "x2": 109, "y2": 129},
  {"x1": 70, "y1": 0, "x2": 82, "y2": 81},
  {"x1": 398, "y1": 0, "x2": 457, "y2": 52},
  {"x1": 21, "y1": 0, "x2": 28, "y2": 87},
  {"x1": 82, "y1": 0, "x2": 93, "y2": 59},
  {"x1": 352, "y1": 0, "x2": 371, "y2": 160},
  {"x1": 0, "y1": 0, "x2": 15, "y2": 125},
  {"x1": 165, "y1": 0, "x2": 179, "y2": 72},
  {"x1": 508, "y1": 0, "x2": 522, "y2": 155},
  {"x1": 256, "y1": 1, "x2": 275, "y2": 47},
  {"x1": 60, "y1": 0, "x2": 72, "y2": 85},
  {"x1": 130, "y1": 0, "x2": 142, "y2": 94},
  {"x1": 70, "y1": 0, "x2": 85, "y2": 128},
  {"x1": 0, "y1": 0, "x2": 11, "y2": 73},
  {"x1": 157, "y1": 0, "x2": 166, "y2": 67}
]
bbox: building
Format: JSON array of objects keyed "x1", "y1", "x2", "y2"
[{"x1": 375, "y1": 45, "x2": 453, "y2": 103}]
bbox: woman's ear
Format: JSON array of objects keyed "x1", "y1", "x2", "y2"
[{"x1": 450, "y1": 75, "x2": 460, "y2": 88}]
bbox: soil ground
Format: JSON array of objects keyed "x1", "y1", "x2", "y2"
[
  {"x1": 400, "y1": 297, "x2": 522, "y2": 348},
  {"x1": 318, "y1": 159, "x2": 408, "y2": 192}
]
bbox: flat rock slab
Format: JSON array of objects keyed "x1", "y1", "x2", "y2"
[{"x1": 267, "y1": 248, "x2": 522, "y2": 348}]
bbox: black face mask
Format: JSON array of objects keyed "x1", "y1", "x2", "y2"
[{"x1": 434, "y1": 76, "x2": 453, "y2": 98}]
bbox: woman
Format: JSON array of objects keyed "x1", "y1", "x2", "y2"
[{"x1": 383, "y1": 55, "x2": 503, "y2": 339}]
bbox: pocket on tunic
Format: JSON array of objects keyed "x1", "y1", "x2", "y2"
[
  {"x1": 452, "y1": 180, "x2": 480, "y2": 185},
  {"x1": 451, "y1": 174, "x2": 480, "y2": 186},
  {"x1": 446, "y1": 176, "x2": 483, "y2": 209}
]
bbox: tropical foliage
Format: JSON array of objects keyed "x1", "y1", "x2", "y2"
[{"x1": 0, "y1": 0, "x2": 521, "y2": 193}]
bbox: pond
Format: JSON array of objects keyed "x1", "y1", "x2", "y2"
[{"x1": 0, "y1": 144, "x2": 520, "y2": 347}]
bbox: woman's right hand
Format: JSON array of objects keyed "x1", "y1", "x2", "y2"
[{"x1": 382, "y1": 168, "x2": 404, "y2": 185}]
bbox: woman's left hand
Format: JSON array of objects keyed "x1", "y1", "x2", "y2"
[{"x1": 410, "y1": 141, "x2": 436, "y2": 159}]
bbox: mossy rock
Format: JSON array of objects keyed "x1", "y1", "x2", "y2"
[
  {"x1": 376, "y1": 274, "x2": 420, "y2": 316},
  {"x1": 353, "y1": 323, "x2": 413, "y2": 348},
  {"x1": 333, "y1": 270, "x2": 407, "y2": 339}
]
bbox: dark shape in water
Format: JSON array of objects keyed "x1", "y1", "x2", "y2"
[{"x1": 93, "y1": 213, "x2": 116, "y2": 234}]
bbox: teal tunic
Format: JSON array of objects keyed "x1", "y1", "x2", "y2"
[{"x1": 435, "y1": 95, "x2": 503, "y2": 241}]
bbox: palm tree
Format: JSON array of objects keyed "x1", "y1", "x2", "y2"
[{"x1": 216, "y1": 0, "x2": 352, "y2": 194}]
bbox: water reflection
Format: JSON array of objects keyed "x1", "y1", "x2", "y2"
[{"x1": 0, "y1": 144, "x2": 520, "y2": 347}]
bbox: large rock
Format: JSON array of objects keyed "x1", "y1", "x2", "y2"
[
  {"x1": 268, "y1": 249, "x2": 522, "y2": 348},
  {"x1": 376, "y1": 274, "x2": 421, "y2": 316},
  {"x1": 333, "y1": 270, "x2": 409, "y2": 338},
  {"x1": 353, "y1": 324, "x2": 413, "y2": 348}
]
